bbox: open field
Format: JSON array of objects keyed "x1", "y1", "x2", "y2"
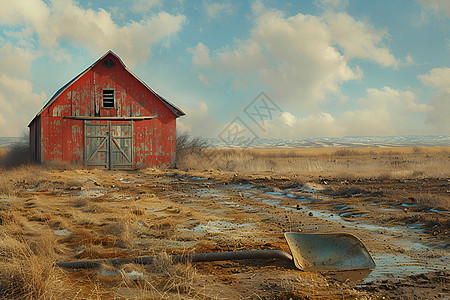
[
  {"x1": 0, "y1": 147, "x2": 449, "y2": 299},
  {"x1": 179, "y1": 147, "x2": 450, "y2": 180}
]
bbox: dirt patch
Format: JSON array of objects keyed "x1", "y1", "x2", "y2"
[
  {"x1": 357, "y1": 270, "x2": 450, "y2": 299},
  {"x1": 0, "y1": 163, "x2": 448, "y2": 298}
]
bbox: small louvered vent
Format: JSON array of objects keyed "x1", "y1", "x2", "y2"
[
  {"x1": 103, "y1": 89, "x2": 115, "y2": 108},
  {"x1": 102, "y1": 59, "x2": 115, "y2": 69}
]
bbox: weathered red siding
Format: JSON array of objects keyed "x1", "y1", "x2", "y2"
[{"x1": 29, "y1": 51, "x2": 183, "y2": 168}]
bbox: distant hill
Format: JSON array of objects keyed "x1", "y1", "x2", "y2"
[
  {"x1": 0, "y1": 137, "x2": 21, "y2": 149},
  {"x1": 209, "y1": 135, "x2": 450, "y2": 149}
]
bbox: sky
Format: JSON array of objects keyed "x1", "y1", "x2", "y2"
[{"x1": 0, "y1": 0, "x2": 449, "y2": 140}]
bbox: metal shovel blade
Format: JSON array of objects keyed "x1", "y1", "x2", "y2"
[{"x1": 284, "y1": 232, "x2": 376, "y2": 272}]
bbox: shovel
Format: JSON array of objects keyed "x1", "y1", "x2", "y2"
[{"x1": 56, "y1": 232, "x2": 376, "y2": 271}]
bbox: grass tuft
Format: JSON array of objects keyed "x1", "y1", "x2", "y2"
[{"x1": 0, "y1": 232, "x2": 70, "y2": 299}]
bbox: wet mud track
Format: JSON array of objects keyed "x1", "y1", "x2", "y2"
[{"x1": 151, "y1": 171, "x2": 449, "y2": 299}]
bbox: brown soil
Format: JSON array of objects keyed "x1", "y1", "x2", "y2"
[{"x1": 1, "y1": 167, "x2": 449, "y2": 299}]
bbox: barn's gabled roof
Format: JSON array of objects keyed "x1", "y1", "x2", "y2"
[{"x1": 28, "y1": 50, "x2": 185, "y2": 127}]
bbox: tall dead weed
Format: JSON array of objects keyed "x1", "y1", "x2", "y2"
[{"x1": 0, "y1": 232, "x2": 71, "y2": 299}]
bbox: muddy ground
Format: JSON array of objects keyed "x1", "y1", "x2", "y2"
[{"x1": 2, "y1": 168, "x2": 449, "y2": 299}]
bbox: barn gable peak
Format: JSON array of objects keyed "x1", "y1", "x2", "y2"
[
  {"x1": 29, "y1": 50, "x2": 185, "y2": 127},
  {"x1": 95, "y1": 50, "x2": 127, "y2": 69}
]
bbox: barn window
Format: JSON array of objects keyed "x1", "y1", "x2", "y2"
[
  {"x1": 103, "y1": 89, "x2": 115, "y2": 108},
  {"x1": 102, "y1": 59, "x2": 115, "y2": 69}
]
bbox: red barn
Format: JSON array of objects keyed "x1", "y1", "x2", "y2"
[{"x1": 28, "y1": 50, "x2": 184, "y2": 169}]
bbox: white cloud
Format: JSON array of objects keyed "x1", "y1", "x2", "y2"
[
  {"x1": 0, "y1": 44, "x2": 46, "y2": 136},
  {"x1": 131, "y1": 0, "x2": 160, "y2": 13},
  {"x1": 323, "y1": 12, "x2": 399, "y2": 67},
  {"x1": 425, "y1": 89, "x2": 450, "y2": 131},
  {"x1": 419, "y1": 67, "x2": 450, "y2": 90},
  {"x1": 0, "y1": 43, "x2": 35, "y2": 78},
  {"x1": 0, "y1": 74, "x2": 46, "y2": 136},
  {"x1": 217, "y1": 40, "x2": 268, "y2": 70},
  {"x1": 418, "y1": 0, "x2": 450, "y2": 17},
  {"x1": 177, "y1": 102, "x2": 222, "y2": 137},
  {"x1": 359, "y1": 87, "x2": 426, "y2": 112},
  {"x1": 339, "y1": 87, "x2": 427, "y2": 136},
  {"x1": 419, "y1": 67, "x2": 450, "y2": 132},
  {"x1": 188, "y1": 42, "x2": 212, "y2": 67},
  {"x1": 0, "y1": 0, "x2": 186, "y2": 67},
  {"x1": 197, "y1": 73, "x2": 211, "y2": 86},
  {"x1": 0, "y1": 0, "x2": 49, "y2": 28},
  {"x1": 261, "y1": 86, "x2": 428, "y2": 138},
  {"x1": 190, "y1": 5, "x2": 398, "y2": 112},
  {"x1": 193, "y1": 9, "x2": 363, "y2": 111},
  {"x1": 204, "y1": 1, "x2": 233, "y2": 20},
  {"x1": 251, "y1": 0, "x2": 265, "y2": 16},
  {"x1": 404, "y1": 53, "x2": 415, "y2": 65},
  {"x1": 262, "y1": 111, "x2": 342, "y2": 138},
  {"x1": 314, "y1": 0, "x2": 349, "y2": 11}
]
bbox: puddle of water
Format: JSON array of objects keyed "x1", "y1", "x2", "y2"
[
  {"x1": 407, "y1": 243, "x2": 430, "y2": 251},
  {"x1": 190, "y1": 176, "x2": 207, "y2": 181},
  {"x1": 286, "y1": 183, "x2": 320, "y2": 193},
  {"x1": 350, "y1": 213, "x2": 371, "y2": 218},
  {"x1": 391, "y1": 203, "x2": 418, "y2": 208},
  {"x1": 196, "y1": 188, "x2": 224, "y2": 197},
  {"x1": 158, "y1": 179, "x2": 173, "y2": 183},
  {"x1": 266, "y1": 191, "x2": 285, "y2": 196},
  {"x1": 119, "y1": 178, "x2": 136, "y2": 184},
  {"x1": 54, "y1": 229, "x2": 72, "y2": 236},
  {"x1": 425, "y1": 209, "x2": 448, "y2": 214},
  {"x1": 340, "y1": 211, "x2": 370, "y2": 218},
  {"x1": 405, "y1": 223, "x2": 426, "y2": 232},
  {"x1": 403, "y1": 179, "x2": 417, "y2": 183},
  {"x1": 226, "y1": 184, "x2": 254, "y2": 189},
  {"x1": 336, "y1": 206, "x2": 351, "y2": 212},
  {"x1": 401, "y1": 203, "x2": 418, "y2": 207},
  {"x1": 99, "y1": 270, "x2": 119, "y2": 277},
  {"x1": 166, "y1": 174, "x2": 207, "y2": 181},
  {"x1": 218, "y1": 201, "x2": 241, "y2": 207},
  {"x1": 262, "y1": 199, "x2": 282, "y2": 206},
  {"x1": 166, "y1": 173, "x2": 182, "y2": 178},
  {"x1": 126, "y1": 271, "x2": 145, "y2": 280},
  {"x1": 365, "y1": 253, "x2": 449, "y2": 282},
  {"x1": 297, "y1": 185, "x2": 318, "y2": 193}
]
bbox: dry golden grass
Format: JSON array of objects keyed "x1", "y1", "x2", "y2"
[
  {"x1": 178, "y1": 147, "x2": 450, "y2": 179},
  {"x1": 0, "y1": 164, "x2": 50, "y2": 196},
  {"x1": 112, "y1": 253, "x2": 207, "y2": 299},
  {"x1": 0, "y1": 167, "x2": 212, "y2": 299},
  {"x1": 0, "y1": 218, "x2": 74, "y2": 299}
]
